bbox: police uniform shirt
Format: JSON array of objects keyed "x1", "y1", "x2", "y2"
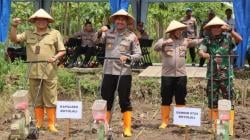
[
  {"x1": 154, "y1": 38, "x2": 202, "y2": 77},
  {"x1": 74, "y1": 31, "x2": 96, "y2": 47},
  {"x1": 97, "y1": 29, "x2": 142, "y2": 75},
  {"x1": 180, "y1": 16, "x2": 197, "y2": 39}
]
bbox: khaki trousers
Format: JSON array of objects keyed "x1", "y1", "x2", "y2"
[{"x1": 29, "y1": 78, "x2": 57, "y2": 107}]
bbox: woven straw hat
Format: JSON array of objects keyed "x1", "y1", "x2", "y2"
[
  {"x1": 165, "y1": 20, "x2": 187, "y2": 33},
  {"x1": 203, "y1": 16, "x2": 228, "y2": 29},
  {"x1": 109, "y1": 9, "x2": 135, "y2": 24},
  {"x1": 28, "y1": 9, "x2": 54, "y2": 23}
]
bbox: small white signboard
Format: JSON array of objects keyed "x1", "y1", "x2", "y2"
[
  {"x1": 218, "y1": 99, "x2": 231, "y2": 110},
  {"x1": 173, "y1": 107, "x2": 201, "y2": 126},
  {"x1": 56, "y1": 101, "x2": 82, "y2": 119}
]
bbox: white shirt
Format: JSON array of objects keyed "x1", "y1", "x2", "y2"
[{"x1": 225, "y1": 17, "x2": 235, "y2": 30}]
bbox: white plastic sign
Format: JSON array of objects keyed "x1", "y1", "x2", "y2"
[
  {"x1": 56, "y1": 101, "x2": 82, "y2": 119},
  {"x1": 218, "y1": 99, "x2": 231, "y2": 111},
  {"x1": 173, "y1": 107, "x2": 201, "y2": 126}
]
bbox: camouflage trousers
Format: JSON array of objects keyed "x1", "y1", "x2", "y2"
[{"x1": 206, "y1": 79, "x2": 234, "y2": 109}]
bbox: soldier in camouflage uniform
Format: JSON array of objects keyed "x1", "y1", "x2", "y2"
[{"x1": 198, "y1": 16, "x2": 242, "y2": 135}]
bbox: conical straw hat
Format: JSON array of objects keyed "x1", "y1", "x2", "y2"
[
  {"x1": 109, "y1": 9, "x2": 135, "y2": 25},
  {"x1": 28, "y1": 9, "x2": 54, "y2": 23},
  {"x1": 165, "y1": 20, "x2": 187, "y2": 33},
  {"x1": 204, "y1": 16, "x2": 228, "y2": 29}
]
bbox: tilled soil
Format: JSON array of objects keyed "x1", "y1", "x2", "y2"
[
  {"x1": 1, "y1": 79, "x2": 250, "y2": 140},
  {"x1": 1, "y1": 98, "x2": 250, "y2": 140}
]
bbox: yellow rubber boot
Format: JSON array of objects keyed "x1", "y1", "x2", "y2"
[
  {"x1": 35, "y1": 107, "x2": 44, "y2": 129},
  {"x1": 176, "y1": 105, "x2": 186, "y2": 128},
  {"x1": 46, "y1": 108, "x2": 58, "y2": 133},
  {"x1": 209, "y1": 109, "x2": 218, "y2": 133},
  {"x1": 229, "y1": 110, "x2": 234, "y2": 136},
  {"x1": 123, "y1": 111, "x2": 132, "y2": 137},
  {"x1": 106, "y1": 111, "x2": 111, "y2": 124},
  {"x1": 159, "y1": 106, "x2": 170, "y2": 129}
]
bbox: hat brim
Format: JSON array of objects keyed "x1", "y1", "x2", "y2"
[
  {"x1": 28, "y1": 17, "x2": 54, "y2": 23},
  {"x1": 203, "y1": 24, "x2": 224, "y2": 29},
  {"x1": 165, "y1": 26, "x2": 187, "y2": 33},
  {"x1": 109, "y1": 15, "x2": 134, "y2": 25}
]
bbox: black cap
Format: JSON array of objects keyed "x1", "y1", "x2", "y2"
[
  {"x1": 208, "y1": 10, "x2": 215, "y2": 15},
  {"x1": 186, "y1": 8, "x2": 192, "y2": 12}
]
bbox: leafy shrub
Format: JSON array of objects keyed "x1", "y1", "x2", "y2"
[{"x1": 58, "y1": 68, "x2": 77, "y2": 96}]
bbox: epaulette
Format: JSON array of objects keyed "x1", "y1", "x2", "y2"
[{"x1": 124, "y1": 30, "x2": 132, "y2": 37}]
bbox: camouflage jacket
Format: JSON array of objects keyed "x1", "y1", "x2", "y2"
[{"x1": 199, "y1": 34, "x2": 235, "y2": 80}]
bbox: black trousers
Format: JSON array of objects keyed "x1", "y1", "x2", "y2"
[
  {"x1": 189, "y1": 47, "x2": 196, "y2": 63},
  {"x1": 161, "y1": 76, "x2": 187, "y2": 105},
  {"x1": 71, "y1": 46, "x2": 96, "y2": 64},
  {"x1": 199, "y1": 57, "x2": 206, "y2": 67},
  {"x1": 101, "y1": 74, "x2": 132, "y2": 113}
]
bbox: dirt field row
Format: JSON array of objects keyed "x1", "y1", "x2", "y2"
[{"x1": 0, "y1": 78, "x2": 250, "y2": 140}]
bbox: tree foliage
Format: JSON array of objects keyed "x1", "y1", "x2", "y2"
[
  {"x1": 9, "y1": 2, "x2": 231, "y2": 63},
  {"x1": 11, "y1": 2, "x2": 34, "y2": 32},
  {"x1": 147, "y1": 2, "x2": 230, "y2": 39},
  {"x1": 10, "y1": 2, "x2": 230, "y2": 38},
  {"x1": 51, "y1": 2, "x2": 110, "y2": 35}
]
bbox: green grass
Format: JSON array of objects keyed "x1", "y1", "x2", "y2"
[{"x1": 0, "y1": 41, "x2": 249, "y2": 117}]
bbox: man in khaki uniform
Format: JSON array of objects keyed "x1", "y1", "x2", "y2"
[
  {"x1": 180, "y1": 8, "x2": 198, "y2": 66},
  {"x1": 10, "y1": 9, "x2": 66, "y2": 133},
  {"x1": 154, "y1": 20, "x2": 202, "y2": 129},
  {"x1": 96, "y1": 9, "x2": 142, "y2": 137}
]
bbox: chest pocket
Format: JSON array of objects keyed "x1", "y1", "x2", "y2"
[
  {"x1": 88, "y1": 34, "x2": 94, "y2": 40},
  {"x1": 27, "y1": 38, "x2": 38, "y2": 53},
  {"x1": 27, "y1": 38, "x2": 37, "y2": 44},
  {"x1": 81, "y1": 35, "x2": 87, "y2": 40},
  {"x1": 221, "y1": 41, "x2": 230, "y2": 49},
  {"x1": 179, "y1": 45, "x2": 187, "y2": 57},
  {"x1": 44, "y1": 40, "x2": 56, "y2": 51},
  {"x1": 106, "y1": 38, "x2": 115, "y2": 49},
  {"x1": 164, "y1": 45, "x2": 174, "y2": 57},
  {"x1": 84, "y1": 35, "x2": 91, "y2": 41},
  {"x1": 119, "y1": 39, "x2": 131, "y2": 53},
  {"x1": 188, "y1": 21, "x2": 194, "y2": 26}
]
